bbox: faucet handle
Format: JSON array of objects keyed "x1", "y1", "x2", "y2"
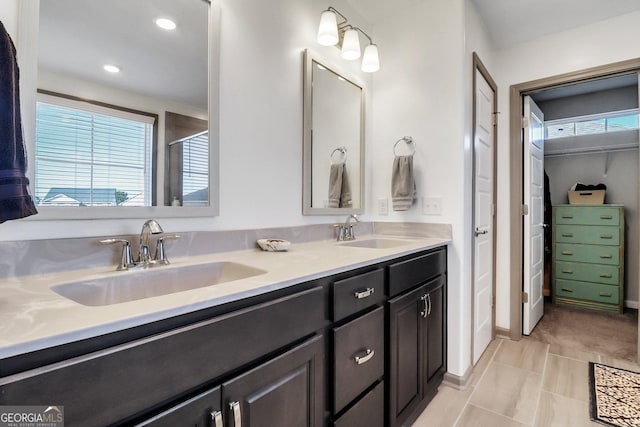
[
  {"x1": 99, "y1": 238, "x2": 134, "y2": 271},
  {"x1": 154, "y1": 234, "x2": 181, "y2": 264}
]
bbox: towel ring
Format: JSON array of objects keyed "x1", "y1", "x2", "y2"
[
  {"x1": 393, "y1": 136, "x2": 415, "y2": 156},
  {"x1": 330, "y1": 147, "x2": 347, "y2": 165}
]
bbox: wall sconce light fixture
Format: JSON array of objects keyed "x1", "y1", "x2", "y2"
[{"x1": 316, "y1": 7, "x2": 380, "y2": 73}]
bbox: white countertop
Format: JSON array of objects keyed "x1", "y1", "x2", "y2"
[{"x1": 0, "y1": 234, "x2": 449, "y2": 360}]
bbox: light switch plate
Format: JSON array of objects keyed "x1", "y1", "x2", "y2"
[
  {"x1": 377, "y1": 197, "x2": 389, "y2": 216},
  {"x1": 423, "y1": 196, "x2": 442, "y2": 215}
]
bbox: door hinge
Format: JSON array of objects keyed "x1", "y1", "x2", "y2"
[
  {"x1": 492, "y1": 204, "x2": 496, "y2": 216},
  {"x1": 492, "y1": 111, "x2": 499, "y2": 126},
  {"x1": 522, "y1": 117, "x2": 529, "y2": 128},
  {"x1": 521, "y1": 204, "x2": 529, "y2": 215},
  {"x1": 522, "y1": 292, "x2": 529, "y2": 303},
  {"x1": 491, "y1": 295, "x2": 495, "y2": 308}
]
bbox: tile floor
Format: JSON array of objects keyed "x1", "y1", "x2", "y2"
[{"x1": 412, "y1": 337, "x2": 640, "y2": 426}]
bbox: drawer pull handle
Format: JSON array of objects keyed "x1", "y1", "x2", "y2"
[
  {"x1": 354, "y1": 288, "x2": 375, "y2": 299},
  {"x1": 562, "y1": 269, "x2": 573, "y2": 274},
  {"x1": 562, "y1": 233, "x2": 574, "y2": 237},
  {"x1": 230, "y1": 401, "x2": 242, "y2": 427},
  {"x1": 599, "y1": 292, "x2": 612, "y2": 297},
  {"x1": 600, "y1": 254, "x2": 613, "y2": 259},
  {"x1": 211, "y1": 410, "x2": 223, "y2": 427},
  {"x1": 561, "y1": 215, "x2": 574, "y2": 218},
  {"x1": 599, "y1": 273, "x2": 613, "y2": 278},
  {"x1": 600, "y1": 234, "x2": 613, "y2": 239},
  {"x1": 354, "y1": 348, "x2": 375, "y2": 365},
  {"x1": 561, "y1": 288, "x2": 573, "y2": 292},
  {"x1": 420, "y1": 294, "x2": 428, "y2": 318},
  {"x1": 561, "y1": 251, "x2": 573, "y2": 255},
  {"x1": 600, "y1": 215, "x2": 613, "y2": 219}
]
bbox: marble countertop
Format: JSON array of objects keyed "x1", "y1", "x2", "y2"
[{"x1": 0, "y1": 234, "x2": 450, "y2": 359}]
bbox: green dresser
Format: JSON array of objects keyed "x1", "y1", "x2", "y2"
[{"x1": 552, "y1": 204, "x2": 624, "y2": 313}]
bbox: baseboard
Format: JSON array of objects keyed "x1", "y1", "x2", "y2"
[
  {"x1": 443, "y1": 364, "x2": 473, "y2": 390},
  {"x1": 495, "y1": 327, "x2": 510, "y2": 339},
  {"x1": 624, "y1": 300, "x2": 639, "y2": 309}
]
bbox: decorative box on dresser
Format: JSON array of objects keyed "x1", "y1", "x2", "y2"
[{"x1": 552, "y1": 204, "x2": 624, "y2": 313}]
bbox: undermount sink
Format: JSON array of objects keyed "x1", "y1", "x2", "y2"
[
  {"x1": 52, "y1": 262, "x2": 267, "y2": 306},
  {"x1": 339, "y1": 238, "x2": 414, "y2": 249}
]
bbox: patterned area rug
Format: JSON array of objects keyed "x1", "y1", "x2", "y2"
[{"x1": 589, "y1": 362, "x2": 640, "y2": 426}]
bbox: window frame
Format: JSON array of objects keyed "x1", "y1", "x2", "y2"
[{"x1": 544, "y1": 108, "x2": 640, "y2": 140}]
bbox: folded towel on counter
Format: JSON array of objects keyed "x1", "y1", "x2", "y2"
[
  {"x1": 0, "y1": 21, "x2": 37, "y2": 223},
  {"x1": 328, "y1": 163, "x2": 352, "y2": 208},
  {"x1": 391, "y1": 155, "x2": 416, "y2": 211}
]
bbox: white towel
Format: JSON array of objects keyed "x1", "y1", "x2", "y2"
[
  {"x1": 328, "y1": 163, "x2": 352, "y2": 208},
  {"x1": 391, "y1": 155, "x2": 416, "y2": 211}
]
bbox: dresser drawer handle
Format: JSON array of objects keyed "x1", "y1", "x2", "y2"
[
  {"x1": 599, "y1": 273, "x2": 613, "y2": 278},
  {"x1": 562, "y1": 269, "x2": 573, "y2": 274},
  {"x1": 600, "y1": 254, "x2": 613, "y2": 259},
  {"x1": 599, "y1": 292, "x2": 613, "y2": 297},
  {"x1": 561, "y1": 214, "x2": 574, "y2": 219},
  {"x1": 600, "y1": 234, "x2": 613, "y2": 239},
  {"x1": 561, "y1": 233, "x2": 573, "y2": 237},
  {"x1": 561, "y1": 288, "x2": 573, "y2": 292},
  {"x1": 354, "y1": 349, "x2": 375, "y2": 365},
  {"x1": 354, "y1": 288, "x2": 375, "y2": 299},
  {"x1": 600, "y1": 215, "x2": 613, "y2": 220},
  {"x1": 561, "y1": 251, "x2": 573, "y2": 255},
  {"x1": 211, "y1": 410, "x2": 223, "y2": 427}
]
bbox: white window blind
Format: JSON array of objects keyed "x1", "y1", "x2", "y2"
[
  {"x1": 181, "y1": 131, "x2": 209, "y2": 206},
  {"x1": 35, "y1": 95, "x2": 155, "y2": 207}
]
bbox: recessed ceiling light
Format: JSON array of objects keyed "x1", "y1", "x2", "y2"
[
  {"x1": 155, "y1": 18, "x2": 177, "y2": 30},
  {"x1": 103, "y1": 64, "x2": 120, "y2": 73}
]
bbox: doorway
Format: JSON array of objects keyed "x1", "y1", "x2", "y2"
[{"x1": 508, "y1": 58, "x2": 640, "y2": 363}]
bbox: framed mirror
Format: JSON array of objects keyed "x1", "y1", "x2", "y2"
[
  {"x1": 26, "y1": 0, "x2": 219, "y2": 219},
  {"x1": 303, "y1": 50, "x2": 364, "y2": 215}
]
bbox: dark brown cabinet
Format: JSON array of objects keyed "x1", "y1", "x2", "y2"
[{"x1": 388, "y1": 268, "x2": 446, "y2": 427}]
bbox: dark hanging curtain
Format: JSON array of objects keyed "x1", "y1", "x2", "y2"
[{"x1": 0, "y1": 20, "x2": 37, "y2": 223}]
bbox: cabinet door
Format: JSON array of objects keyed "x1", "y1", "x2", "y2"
[
  {"x1": 425, "y1": 276, "x2": 445, "y2": 384},
  {"x1": 222, "y1": 335, "x2": 324, "y2": 427},
  {"x1": 388, "y1": 284, "x2": 426, "y2": 427},
  {"x1": 136, "y1": 387, "x2": 222, "y2": 427}
]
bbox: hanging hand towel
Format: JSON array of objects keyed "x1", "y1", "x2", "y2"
[
  {"x1": 391, "y1": 155, "x2": 416, "y2": 211},
  {"x1": 328, "y1": 163, "x2": 352, "y2": 208},
  {"x1": 0, "y1": 21, "x2": 37, "y2": 223},
  {"x1": 339, "y1": 163, "x2": 352, "y2": 208}
]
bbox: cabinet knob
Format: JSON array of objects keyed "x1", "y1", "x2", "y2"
[
  {"x1": 561, "y1": 251, "x2": 573, "y2": 255},
  {"x1": 600, "y1": 254, "x2": 613, "y2": 259},
  {"x1": 600, "y1": 234, "x2": 613, "y2": 239},
  {"x1": 561, "y1": 269, "x2": 573, "y2": 274},
  {"x1": 600, "y1": 215, "x2": 613, "y2": 220},
  {"x1": 561, "y1": 288, "x2": 573, "y2": 292},
  {"x1": 561, "y1": 233, "x2": 573, "y2": 238},
  {"x1": 599, "y1": 273, "x2": 613, "y2": 278},
  {"x1": 599, "y1": 292, "x2": 612, "y2": 297},
  {"x1": 354, "y1": 348, "x2": 375, "y2": 365}
]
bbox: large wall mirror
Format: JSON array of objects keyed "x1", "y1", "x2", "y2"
[
  {"x1": 303, "y1": 50, "x2": 364, "y2": 215},
  {"x1": 27, "y1": 0, "x2": 219, "y2": 219}
]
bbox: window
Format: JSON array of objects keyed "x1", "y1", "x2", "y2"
[
  {"x1": 35, "y1": 94, "x2": 155, "y2": 207},
  {"x1": 545, "y1": 109, "x2": 639, "y2": 140},
  {"x1": 169, "y1": 131, "x2": 209, "y2": 206}
]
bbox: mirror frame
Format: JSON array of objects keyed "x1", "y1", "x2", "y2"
[
  {"x1": 302, "y1": 49, "x2": 365, "y2": 215},
  {"x1": 17, "y1": 0, "x2": 220, "y2": 220}
]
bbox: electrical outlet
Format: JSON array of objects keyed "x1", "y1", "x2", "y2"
[
  {"x1": 422, "y1": 196, "x2": 442, "y2": 215},
  {"x1": 377, "y1": 197, "x2": 389, "y2": 216}
]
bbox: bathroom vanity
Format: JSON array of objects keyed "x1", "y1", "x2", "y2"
[{"x1": 0, "y1": 236, "x2": 447, "y2": 427}]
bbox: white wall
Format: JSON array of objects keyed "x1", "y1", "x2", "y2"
[{"x1": 494, "y1": 10, "x2": 640, "y2": 329}]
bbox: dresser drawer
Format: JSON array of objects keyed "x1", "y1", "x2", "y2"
[
  {"x1": 554, "y1": 243, "x2": 620, "y2": 266},
  {"x1": 555, "y1": 279, "x2": 620, "y2": 305},
  {"x1": 554, "y1": 225, "x2": 620, "y2": 246},
  {"x1": 333, "y1": 306, "x2": 384, "y2": 413},
  {"x1": 554, "y1": 261, "x2": 619, "y2": 285},
  {"x1": 388, "y1": 249, "x2": 446, "y2": 297},
  {"x1": 554, "y1": 206, "x2": 621, "y2": 226},
  {"x1": 332, "y1": 269, "x2": 385, "y2": 321},
  {"x1": 333, "y1": 381, "x2": 384, "y2": 427}
]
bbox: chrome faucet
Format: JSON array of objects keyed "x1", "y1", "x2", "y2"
[
  {"x1": 100, "y1": 219, "x2": 180, "y2": 271},
  {"x1": 335, "y1": 214, "x2": 360, "y2": 241}
]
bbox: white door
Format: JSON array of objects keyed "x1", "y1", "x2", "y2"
[
  {"x1": 473, "y1": 69, "x2": 495, "y2": 364},
  {"x1": 523, "y1": 96, "x2": 545, "y2": 335}
]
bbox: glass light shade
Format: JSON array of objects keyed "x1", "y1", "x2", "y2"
[
  {"x1": 317, "y1": 11, "x2": 339, "y2": 46},
  {"x1": 361, "y1": 44, "x2": 380, "y2": 72},
  {"x1": 341, "y1": 29, "x2": 361, "y2": 60}
]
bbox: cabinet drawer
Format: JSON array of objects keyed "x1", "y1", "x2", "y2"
[
  {"x1": 554, "y1": 206, "x2": 620, "y2": 226},
  {"x1": 555, "y1": 279, "x2": 620, "y2": 304},
  {"x1": 555, "y1": 261, "x2": 619, "y2": 285},
  {"x1": 554, "y1": 225, "x2": 620, "y2": 246},
  {"x1": 136, "y1": 386, "x2": 220, "y2": 427},
  {"x1": 388, "y1": 249, "x2": 446, "y2": 297},
  {"x1": 333, "y1": 381, "x2": 384, "y2": 427},
  {"x1": 554, "y1": 243, "x2": 620, "y2": 266},
  {"x1": 333, "y1": 306, "x2": 384, "y2": 413},
  {"x1": 332, "y1": 269, "x2": 385, "y2": 321}
]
